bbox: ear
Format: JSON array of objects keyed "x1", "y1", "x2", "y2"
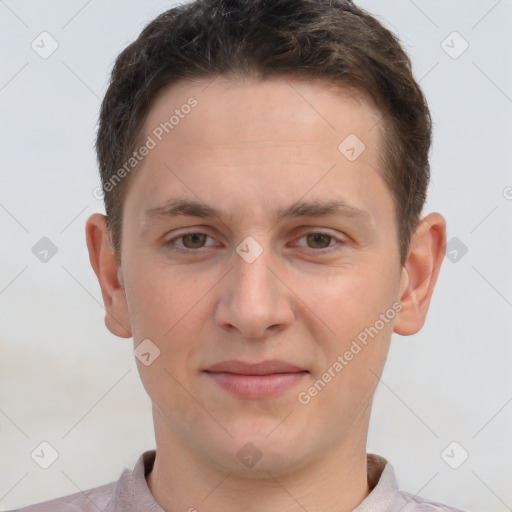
[
  {"x1": 394, "y1": 212, "x2": 446, "y2": 336},
  {"x1": 85, "y1": 213, "x2": 132, "y2": 338}
]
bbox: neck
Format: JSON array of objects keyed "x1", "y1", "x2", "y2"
[{"x1": 147, "y1": 413, "x2": 371, "y2": 512}]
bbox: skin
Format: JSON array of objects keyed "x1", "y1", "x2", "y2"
[{"x1": 86, "y1": 76, "x2": 446, "y2": 512}]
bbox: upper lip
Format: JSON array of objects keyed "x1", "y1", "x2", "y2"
[{"x1": 204, "y1": 359, "x2": 307, "y2": 375}]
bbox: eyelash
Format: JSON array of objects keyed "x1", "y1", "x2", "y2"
[{"x1": 165, "y1": 231, "x2": 345, "y2": 254}]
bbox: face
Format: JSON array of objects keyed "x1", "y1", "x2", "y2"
[{"x1": 116, "y1": 76, "x2": 406, "y2": 474}]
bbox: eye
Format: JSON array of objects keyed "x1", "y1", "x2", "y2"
[
  {"x1": 293, "y1": 232, "x2": 344, "y2": 252},
  {"x1": 164, "y1": 230, "x2": 345, "y2": 254},
  {"x1": 166, "y1": 232, "x2": 217, "y2": 251}
]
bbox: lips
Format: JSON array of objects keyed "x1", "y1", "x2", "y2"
[
  {"x1": 203, "y1": 359, "x2": 308, "y2": 399},
  {"x1": 204, "y1": 359, "x2": 306, "y2": 375}
]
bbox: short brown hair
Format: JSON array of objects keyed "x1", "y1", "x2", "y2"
[{"x1": 96, "y1": 0, "x2": 432, "y2": 265}]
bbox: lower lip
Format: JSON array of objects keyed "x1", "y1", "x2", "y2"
[{"x1": 205, "y1": 371, "x2": 308, "y2": 399}]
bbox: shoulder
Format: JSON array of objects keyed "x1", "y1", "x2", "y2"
[
  {"x1": 364, "y1": 453, "x2": 467, "y2": 512},
  {"x1": 393, "y1": 490, "x2": 468, "y2": 512},
  {"x1": 5, "y1": 481, "x2": 116, "y2": 512},
  {"x1": 6, "y1": 450, "x2": 155, "y2": 512}
]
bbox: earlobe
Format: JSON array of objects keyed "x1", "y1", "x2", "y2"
[
  {"x1": 394, "y1": 213, "x2": 446, "y2": 336},
  {"x1": 85, "y1": 213, "x2": 132, "y2": 338}
]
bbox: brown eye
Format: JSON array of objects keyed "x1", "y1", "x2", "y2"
[
  {"x1": 164, "y1": 231, "x2": 218, "y2": 253},
  {"x1": 180, "y1": 233, "x2": 208, "y2": 249},
  {"x1": 292, "y1": 231, "x2": 345, "y2": 255},
  {"x1": 305, "y1": 233, "x2": 333, "y2": 249}
]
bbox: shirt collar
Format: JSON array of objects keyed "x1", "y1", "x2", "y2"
[{"x1": 353, "y1": 453, "x2": 398, "y2": 511}]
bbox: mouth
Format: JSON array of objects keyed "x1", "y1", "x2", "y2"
[{"x1": 203, "y1": 359, "x2": 309, "y2": 399}]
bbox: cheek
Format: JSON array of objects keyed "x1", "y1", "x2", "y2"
[
  {"x1": 123, "y1": 257, "x2": 222, "y2": 394},
  {"x1": 126, "y1": 261, "x2": 206, "y2": 407},
  {"x1": 295, "y1": 261, "x2": 399, "y2": 407},
  {"x1": 299, "y1": 262, "x2": 399, "y2": 337},
  {"x1": 300, "y1": 270, "x2": 396, "y2": 416},
  {"x1": 123, "y1": 254, "x2": 204, "y2": 339}
]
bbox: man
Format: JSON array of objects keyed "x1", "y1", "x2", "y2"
[{"x1": 10, "y1": 0, "x2": 466, "y2": 510}]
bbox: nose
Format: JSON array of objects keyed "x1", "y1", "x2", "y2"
[{"x1": 213, "y1": 241, "x2": 295, "y2": 340}]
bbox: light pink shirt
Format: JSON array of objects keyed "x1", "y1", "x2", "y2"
[{"x1": 8, "y1": 450, "x2": 466, "y2": 511}]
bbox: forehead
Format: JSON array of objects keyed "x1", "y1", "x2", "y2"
[
  {"x1": 123, "y1": 75, "x2": 393, "y2": 230},
  {"x1": 142, "y1": 75, "x2": 382, "y2": 155}
]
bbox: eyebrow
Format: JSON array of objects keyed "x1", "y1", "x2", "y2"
[{"x1": 144, "y1": 197, "x2": 371, "y2": 223}]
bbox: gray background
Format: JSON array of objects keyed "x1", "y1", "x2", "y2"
[{"x1": 0, "y1": 1, "x2": 511, "y2": 510}]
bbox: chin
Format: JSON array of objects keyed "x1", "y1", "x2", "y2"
[{"x1": 197, "y1": 426, "x2": 312, "y2": 477}]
